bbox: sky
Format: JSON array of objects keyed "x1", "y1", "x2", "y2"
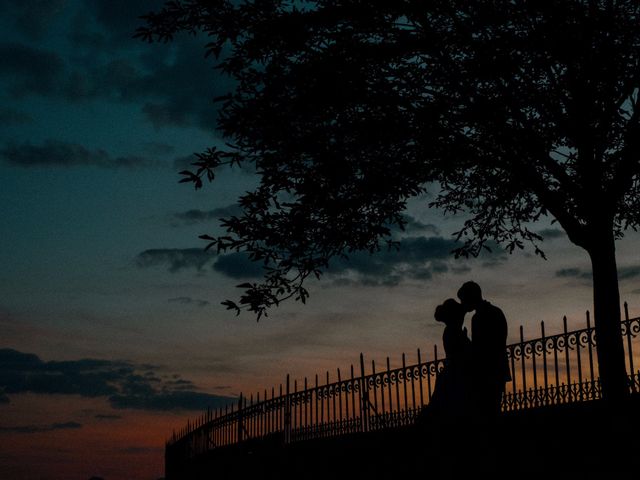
[{"x1": 0, "y1": 1, "x2": 639, "y2": 479}]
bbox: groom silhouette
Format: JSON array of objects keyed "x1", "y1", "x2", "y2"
[{"x1": 457, "y1": 281, "x2": 511, "y2": 417}]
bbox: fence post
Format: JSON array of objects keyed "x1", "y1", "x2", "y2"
[
  {"x1": 541, "y1": 321, "x2": 548, "y2": 404},
  {"x1": 371, "y1": 360, "x2": 378, "y2": 422},
  {"x1": 402, "y1": 352, "x2": 409, "y2": 414},
  {"x1": 293, "y1": 380, "x2": 297, "y2": 436},
  {"x1": 304, "y1": 377, "x2": 309, "y2": 436},
  {"x1": 586, "y1": 311, "x2": 595, "y2": 388},
  {"x1": 284, "y1": 374, "x2": 291, "y2": 444},
  {"x1": 563, "y1": 316, "x2": 571, "y2": 402},
  {"x1": 314, "y1": 374, "x2": 319, "y2": 433},
  {"x1": 326, "y1": 371, "x2": 331, "y2": 429},
  {"x1": 336, "y1": 369, "x2": 343, "y2": 425},
  {"x1": 350, "y1": 366, "x2": 356, "y2": 429},
  {"x1": 624, "y1": 301, "x2": 635, "y2": 392},
  {"x1": 279, "y1": 383, "x2": 283, "y2": 434},
  {"x1": 359, "y1": 353, "x2": 369, "y2": 433},
  {"x1": 520, "y1": 325, "x2": 527, "y2": 408},
  {"x1": 417, "y1": 348, "x2": 424, "y2": 407},
  {"x1": 237, "y1": 393, "x2": 243, "y2": 445}
]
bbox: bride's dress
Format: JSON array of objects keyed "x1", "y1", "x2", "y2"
[{"x1": 429, "y1": 325, "x2": 472, "y2": 414}]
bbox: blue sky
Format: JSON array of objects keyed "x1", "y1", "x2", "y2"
[{"x1": 1, "y1": 1, "x2": 640, "y2": 479}]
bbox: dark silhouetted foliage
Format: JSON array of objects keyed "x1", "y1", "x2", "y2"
[{"x1": 138, "y1": 1, "x2": 640, "y2": 399}]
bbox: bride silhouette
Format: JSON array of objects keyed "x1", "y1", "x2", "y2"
[{"x1": 428, "y1": 298, "x2": 473, "y2": 416}]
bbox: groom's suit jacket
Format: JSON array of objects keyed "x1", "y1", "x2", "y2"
[{"x1": 471, "y1": 300, "x2": 511, "y2": 383}]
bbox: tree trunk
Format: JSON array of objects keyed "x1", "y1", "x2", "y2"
[{"x1": 587, "y1": 227, "x2": 629, "y2": 402}]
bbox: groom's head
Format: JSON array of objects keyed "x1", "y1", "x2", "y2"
[{"x1": 457, "y1": 281, "x2": 482, "y2": 312}]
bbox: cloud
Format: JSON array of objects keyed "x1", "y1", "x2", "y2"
[
  {"x1": 143, "y1": 142, "x2": 175, "y2": 155},
  {"x1": 0, "y1": 0, "x2": 234, "y2": 129},
  {"x1": 0, "y1": 0, "x2": 67, "y2": 40},
  {"x1": 0, "y1": 107, "x2": 33, "y2": 125},
  {"x1": 0, "y1": 42, "x2": 66, "y2": 97},
  {"x1": 129, "y1": 37, "x2": 233, "y2": 130},
  {"x1": 0, "y1": 349, "x2": 44, "y2": 370},
  {"x1": 172, "y1": 153, "x2": 256, "y2": 175},
  {"x1": 0, "y1": 348, "x2": 236, "y2": 412},
  {"x1": 556, "y1": 265, "x2": 640, "y2": 282},
  {"x1": 172, "y1": 154, "x2": 197, "y2": 171},
  {"x1": 73, "y1": 0, "x2": 165, "y2": 48},
  {"x1": 212, "y1": 252, "x2": 265, "y2": 279},
  {"x1": 0, "y1": 42, "x2": 146, "y2": 103},
  {"x1": 0, "y1": 421, "x2": 82, "y2": 434},
  {"x1": 94, "y1": 414, "x2": 122, "y2": 420},
  {"x1": 537, "y1": 228, "x2": 565, "y2": 240},
  {"x1": 164, "y1": 378, "x2": 195, "y2": 390},
  {"x1": 327, "y1": 236, "x2": 505, "y2": 286},
  {"x1": 170, "y1": 204, "x2": 243, "y2": 226},
  {"x1": 138, "y1": 235, "x2": 507, "y2": 285},
  {"x1": 136, "y1": 248, "x2": 215, "y2": 273},
  {"x1": 331, "y1": 236, "x2": 458, "y2": 277},
  {"x1": 136, "y1": 248, "x2": 264, "y2": 278},
  {"x1": 619, "y1": 266, "x2": 640, "y2": 280},
  {"x1": 389, "y1": 215, "x2": 440, "y2": 236},
  {"x1": 0, "y1": 35, "x2": 226, "y2": 129},
  {"x1": 110, "y1": 391, "x2": 232, "y2": 411},
  {"x1": 451, "y1": 265, "x2": 472, "y2": 274},
  {"x1": 167, "y1": 296, "x2": 210, "y2": 307},
  {"x1": 0, "y1": 140, "x2": 162, "y2": 169},
  {"x1": 555, "y1": 267, "x2": 591, "y2": 279}
]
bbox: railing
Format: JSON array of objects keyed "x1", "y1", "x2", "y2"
[{"x1": 165, "y1": 303, "x2": 640, "y2": 473}]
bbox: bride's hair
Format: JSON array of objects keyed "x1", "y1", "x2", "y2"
[{"x1": 434, "y1": 298, "x2": 463, "y2": 323}]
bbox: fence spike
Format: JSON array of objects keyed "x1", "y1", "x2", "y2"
[
  {"x1": 434, "y1": 345, "x2": 438, "y2": 375},
  {"x1": 167, "y1": 311, "x2": 640, "y2": 462},
  {"x1": 285, "y1": 374, "x2": 291, "y2": 443},
  {"x1": 417, "y1": 348, "x2": 424, "y2": 407},
  {"x1": 402, "y1": 352, "x2": 408, "y2": 410},
  {"x1": 624, "y1": 301, "x2": 635, "y2": 386},
  {"x1": 359, "y1": 354, "x2": 368, "y2": 432}
]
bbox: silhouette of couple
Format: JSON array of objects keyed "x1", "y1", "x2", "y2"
[{"x1": 428, "y1": 281, "x2": 511, "y2": 419}]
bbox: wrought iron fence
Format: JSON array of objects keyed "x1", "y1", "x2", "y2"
[{"x1": 165, "y1": 303, "x2": 640, "y2": 471}]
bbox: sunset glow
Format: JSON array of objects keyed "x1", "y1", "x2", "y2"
[{"x1": 2, "y1": 1, "x2": 640, "y2": 479}]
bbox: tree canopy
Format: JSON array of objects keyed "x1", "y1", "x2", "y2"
[{"x1": 138, "y1": 0, "x2": 640, "y2": 399}]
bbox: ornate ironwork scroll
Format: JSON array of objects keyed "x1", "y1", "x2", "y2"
[{"x1": 166, "y1": 312, "x2": 640, "y2": 474}]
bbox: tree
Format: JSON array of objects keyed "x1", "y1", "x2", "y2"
[{"x1": 137, "y1": 0, "x2": 640, "y2": 401}]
